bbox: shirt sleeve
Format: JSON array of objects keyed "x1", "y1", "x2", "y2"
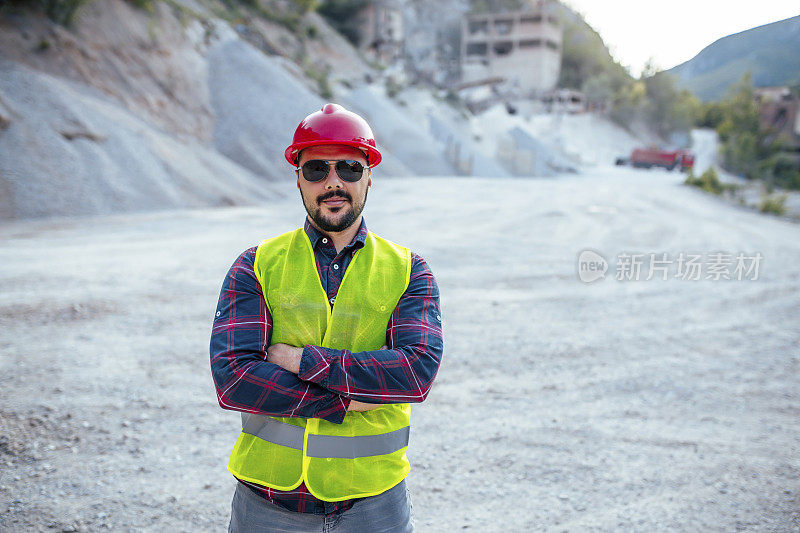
[
  {"x1": 210, "y1": 247, "x2": 350, "y2": 424},
  {"x1": 298, "y1": 252, "x2": 444, "y2": 404}
]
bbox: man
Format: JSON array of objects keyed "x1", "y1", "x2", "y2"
[{"x1": 210, "y1": 103, "x2": 444, "y2": 532}]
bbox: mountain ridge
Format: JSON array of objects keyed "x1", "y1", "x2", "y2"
[{"x1": 667, "y1": 15, "x2": 800, "y2": 101}]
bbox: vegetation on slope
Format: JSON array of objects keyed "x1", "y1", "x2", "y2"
[
  {"x1": 698, "y1": 73, "x2": 800, "y2": 191},
  {"x1": 554, "y1": 3, "x2": 699, "y2": 142},
  {"x1": 2, "y1": 0, "x2": 318, "y2": 29}
]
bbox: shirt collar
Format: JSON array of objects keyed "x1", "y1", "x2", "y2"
[{"x1": 303, "y1": 217, "x2": 368, "y2": 252}]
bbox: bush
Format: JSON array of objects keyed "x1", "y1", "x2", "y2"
[
  {"x1": 6, "y1": 0, "x2": 92, "y2": 26},
  {"x1": 305, "y1": 23, "x2": 318, "y2": 39},
  {"x1": 444, "y1": 90, "x2": 461, "y2": 107},
  {"x1": 685, "y1": 166, "x2": 740, "y2": 196},
  {"x1": 6, "y1": 0, "x2": 158, "y2": 24},
  {"x1": 303, "y1": 63, "x2": 333, "y2": 99},
  {"x1": 126, "y1": 0, "x2": 156, "y2": 12},
  {"x1": 292, "y1": 0, "x2": 319, "y2": 13},
  {"x1": 758, "y1": 193, "x2": 788, "y2": 215},
  {"x1": 685, "y1": 167, "x2": 723, "y2": 195},
  {"x1": 385, "y1": 77, "x2": 402, "y2": 99},
  {"x1": 48, "y1": 0, "x2": 89, "y2": 25},
  {"x1": 757, "y1": 152, "x2": 800, "y2": 191}
]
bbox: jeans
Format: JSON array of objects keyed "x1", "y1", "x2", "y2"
[{"x1": 228, "y1": 480, "x2": 414, "y2": 533}]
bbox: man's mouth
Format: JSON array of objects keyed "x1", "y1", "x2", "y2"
[
  {"x1": 322, "y1": 198, "x2": 347, "y2": 207},
  {"x1": 319, "y1": 193, "x2": 350, "y2": 207}
]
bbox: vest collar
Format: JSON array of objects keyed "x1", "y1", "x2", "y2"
[{"x1": 303, "y1": 217, "x2": 368, "y2": 253}]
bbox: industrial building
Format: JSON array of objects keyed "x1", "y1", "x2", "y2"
[{"x1": 460, "y1": 0, "x2": 562, "y2": 97}]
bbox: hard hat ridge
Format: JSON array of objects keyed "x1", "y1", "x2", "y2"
[{"x1": 285, "y1": 103, "x2": 382, "y2": 167}]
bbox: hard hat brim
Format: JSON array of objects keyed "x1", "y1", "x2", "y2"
[{"x1": 285, "y1": 140, "x2": 382, "y2": 168}]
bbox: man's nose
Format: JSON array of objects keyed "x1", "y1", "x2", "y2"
[{"x1": 324, "y1": 164, "x2": 344, "y2": 189}]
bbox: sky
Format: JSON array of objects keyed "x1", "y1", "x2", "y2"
[{"x1": 560, "y1": 1, "x2": 800, "y2": 77}]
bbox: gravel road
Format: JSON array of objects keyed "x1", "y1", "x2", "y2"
[{"x1": 1, "y1": 168, "x2": 798, "y2": 532}]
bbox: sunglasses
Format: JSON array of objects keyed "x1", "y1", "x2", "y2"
[{"x1": 296, "y1": 159, "x2": 368, "y2": 183}]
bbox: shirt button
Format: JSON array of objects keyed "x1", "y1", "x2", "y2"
[
  {"x1": 333, "y1": 264, "x2": 339, "y2": 270},
  {"x1": 329, "y1": 297, "x2": 336, "y2": 304},
  {"x1": 215, "y1": 311, "x2": 221, "y2": 317},
  {"x1": 322, "y1": 238, "x2": 328, "y2": 244}
]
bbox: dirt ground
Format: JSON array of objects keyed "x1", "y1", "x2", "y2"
[{"x1": 1, "y1": 169, "x2": 798, "y2": 532}]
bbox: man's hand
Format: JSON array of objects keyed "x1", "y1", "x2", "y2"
[
  {"x1": 348, "y1": 400, "x2": 381, "y2": 412},
  {"x1": 266, "y1": 343, "x2": 304, "y2": 374},
  {"x1": 265, "y1": 344, "x2": 379, "y2": 412},
  {"x1": 266, "y1": 343, "x2": 389, "y2": 406},
  {"x1": 346, "y1": 345, "x2": 388, "y2": 412}
]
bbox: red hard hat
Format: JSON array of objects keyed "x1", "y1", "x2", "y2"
[{"x1": 285, "y1": 103, "x2": 382, "y2": 167}]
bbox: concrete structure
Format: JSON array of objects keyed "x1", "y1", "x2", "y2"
[
  {"x1": 755, "y1": 86, "x2": 800, "y2": 149},
  {"x1": 357, "y1": 0, "x2": 404, "y2": 65},
  {"x1": 460, "y1": 0, "x2": 562, "y2": 98},
  {"x1": 496, "y1": 126, "x2": 577, "y2": 176}
]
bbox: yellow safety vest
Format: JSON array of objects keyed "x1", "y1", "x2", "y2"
[{"x1": 227, "y1": 227, "x2": 413, "y2": 501}]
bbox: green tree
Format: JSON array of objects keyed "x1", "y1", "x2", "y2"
[
  {"x1": 581, "y1": 72, "x2": 616, "y2": 107},
  {"x1": 717, "y1": 73, "x2": 760, "y2": 142},
  {"x1": 697, "y1": 101, "x2": 726, "y2": 129},
  {"x1": 609, "y1": 79, "x2": 647, "y2": 127},
  {"x1": 642, "y1": 70, "x2": 701, "y2": 138},
  {"x1": 558, "y1": 14, "x2": 629, "y2": 91},
  {"x1": 716, "y1": 73, "x2": 763, "y2": 177},
  {"x1": 709, "y1": 72, "x2": 800, "y2": 190}
]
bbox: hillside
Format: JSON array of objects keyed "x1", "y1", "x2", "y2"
[
  {"x1": 0, "y1": 0, "x2": 420, "y2": 220},
  {"x1": 554, "y1": 2, "x2": 631, "y2": 93},
  {"x1": 668, "y1": 15, "x2": 800, "y2": 102}
]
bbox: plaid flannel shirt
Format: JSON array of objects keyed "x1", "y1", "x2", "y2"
[{"x1": 210, "y1": 218, "x2": 443, "y2": 515}]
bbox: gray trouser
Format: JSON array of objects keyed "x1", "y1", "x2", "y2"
[{"x1": 228, "y1": 480, "x2": 414, "y2": 533}]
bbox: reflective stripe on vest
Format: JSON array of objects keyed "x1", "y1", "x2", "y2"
[
  {"x1": 241, "y1": 413, "x2": 411, "y2": 459},
  {"x1": 241, "y1": 413, "x2": 304, "y2": 450},
  {"x1": 227, "y1": 228, "x2": 414, "y2": 501}
]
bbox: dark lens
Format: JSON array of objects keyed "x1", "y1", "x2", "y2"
[
  {"x1": 302, "y1": 160, "x2": 330, "y2": 182},
  {"x1": 335, "y1": 160, "x2": 364, "y2": 182}
]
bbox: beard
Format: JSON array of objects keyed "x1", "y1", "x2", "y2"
[{"x1": 301, "y1": 187, "x2": 368, "y2": 233}]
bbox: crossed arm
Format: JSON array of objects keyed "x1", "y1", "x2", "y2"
[
  {"x1": 210, "y1": 247, "x2": 444, "y2": 424},
  {"x1": 265, "y1": 344, "x2": 385, "y2": 412}
]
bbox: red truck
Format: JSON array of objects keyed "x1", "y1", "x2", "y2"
[{"x1": 616, "y1": 148, "x2": 695, "y2": 172}]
